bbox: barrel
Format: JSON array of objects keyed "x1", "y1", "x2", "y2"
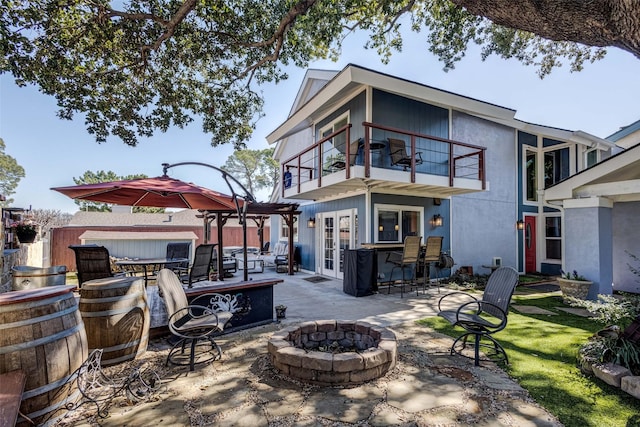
[
  {"x1": 0, "y1": 285, "x2": 88, "y2": 426},
  {"x1": 79, "y1": 276, "x2": 150, "y2": 366},
  {"x1": 12, "y1": 265, "x2": 67, "y2": 291}
]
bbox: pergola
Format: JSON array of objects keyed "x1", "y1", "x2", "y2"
[{"x1": 198, "y1": 202, "x2": 300, "y2": 281}]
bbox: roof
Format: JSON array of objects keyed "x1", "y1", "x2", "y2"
[
  {"x1": 545, "y1": 141, "x2": 640, "y2": 203},
  {"x1": 79, "y1": 231, "x2": 198, "y2": 240},
  {"x1": 267, "y1": 64, "x2": 613, "y2": 150},
  {"x1": 606, "y1": 118, "x2": 640, "y2": 149},
  {"x1": 68, "y1": 210, "x2": 201, "y2": 226}
]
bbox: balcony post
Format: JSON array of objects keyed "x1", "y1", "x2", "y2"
[
  {"x1": 364, "y1": 125, "x2": 371, "y2": 178},
  {"x1": 346, "y1": 126, "x2": 351, "y2": 180},
  {"x1": 410, "y1": 135, "x2": 416, "y2": 183},
  {"x1": 449, "y1": 144, "x2": 454, "y2": 187}
]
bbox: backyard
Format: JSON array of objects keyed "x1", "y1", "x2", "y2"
[{"x1": 419, "y1": 284, "x2": 640, "y2": 427}]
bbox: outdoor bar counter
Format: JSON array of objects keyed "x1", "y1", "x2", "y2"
[
  {"x1": 147, "y1": 277, "x2": 283, "y2": 336},
  {"x1": 360, "y1": 243, "x2": 405, "y2": 282}
]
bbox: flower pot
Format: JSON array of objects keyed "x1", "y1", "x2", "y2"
[
  {"x1": 275, "y1": 305, "x2": 287, "y2": 320},
  {"x1": 557, "y1": 278, "x2": 592, "y2": 303},
  {"x1": 16, "y1": 229, "x2": 37, "y2": 243}
]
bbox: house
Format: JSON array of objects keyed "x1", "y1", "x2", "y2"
[
  {"x1": 266, "y1": 64, "x2": 614, "y2": 282},
  {"x1": 545, "y1": 119, "x2": 640, "y2": 296}
]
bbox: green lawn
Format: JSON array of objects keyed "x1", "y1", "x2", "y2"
[{"x1": 418, "y1": 288, "x2": 640, "y2": 427}]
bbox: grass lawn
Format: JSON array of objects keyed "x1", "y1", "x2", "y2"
[{"x1": 418, "y1": 287, "x2": 640, "y2": 427}]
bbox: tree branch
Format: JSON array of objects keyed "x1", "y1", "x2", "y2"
[{"x1": 451, "y1": 0, "x2": 640, "y2": 58}]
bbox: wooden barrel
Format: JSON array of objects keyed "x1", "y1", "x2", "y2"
[
  {"x1": 79, "y1": 276, "x2": 150, "y2": 366},
  {"x1": 0, "y1": 285, "x2": 88, "y2": 426}
]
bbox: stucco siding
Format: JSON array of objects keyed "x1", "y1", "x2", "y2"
[
  {"x1": 565, "y1": 205, "x2": 613, "y2": 297},
  {"x1": 450, "y1": 111, "x2": 518, "y2": 272},
  {"x1": 613, "y1": 202, "x2": 640, "y2": 293}
]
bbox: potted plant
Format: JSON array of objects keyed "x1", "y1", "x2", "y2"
[
  {"x1": 275, "y1": 304, "x2": 287, "y2": 320},
  {"x1": 11, "y1": 220, "x2": 38, "y2": 243},
  {"x1": 557, "y1": 270, "x2": 592, "y2": 303}
]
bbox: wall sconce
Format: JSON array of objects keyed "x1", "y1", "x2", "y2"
[
  {"x1": 378, "y1": 225, "x2": 384, "y2": 232},
  {"x1": 516, "y1": 219, "x2": 524, "y2": 230},
  {"x1": 394, "y1": 224, "x2": 399, "y2": 231},
  {"x1": 431, "y1": 214, "x2": 443, "y2": 227},
  {"x1": 307, "y1": 218, "x2": 316, "y2": 228}
]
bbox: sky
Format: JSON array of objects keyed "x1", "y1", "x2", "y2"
[{"x1": 2, "y1": 26, "x2": 640, "y2": 214}]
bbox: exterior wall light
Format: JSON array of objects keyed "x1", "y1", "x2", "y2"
[
  {"x1": 394, "y1": 224, "x2": 399, "y2": 231},
  {"x1": 432, "y1": 214, "x2": 443, "y2": 227},
  {"x1": 307, "y1": 218, "x2": 316, "y2": 228},
  {"x1": 378, "y1": 225, "x2": 384, "y2": 232},
  {"x1": 516, "y1": 219, "x2": 524, "y2": 230}
]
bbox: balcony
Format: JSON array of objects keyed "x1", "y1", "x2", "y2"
[{"x1": 281, "y1": 122, "x2": 487, "y2": 200}]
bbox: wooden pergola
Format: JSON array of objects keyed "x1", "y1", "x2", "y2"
[{"x1": 198, "y1": 202, "x2": 300, "y2": 281}]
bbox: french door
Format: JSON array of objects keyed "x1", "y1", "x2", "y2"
[{"x1": 319, "y1": 209, "x2": 356, "y2": 279}]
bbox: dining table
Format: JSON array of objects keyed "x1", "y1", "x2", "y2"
[{"x1": 115, "y1": 257, "x2": 189, "y2": 287}]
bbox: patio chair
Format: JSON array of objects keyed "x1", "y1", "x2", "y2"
[
  {"x1": 165, "y1": 242, "x2": 190, "y2": 272},
  {"x1": 388, "y1": 137, "x2": 423, "y2": 170},
  {"x1": 70, "y1": 245, "x2": 123, "y2": 288},
  {"x1": 437, "y1": 266, "x2": 519, "y2": 366},
  {"x1": 212, "y1": 248, "x2": 237, "y2": 278},
  {"x1": 417, "y1": 236, "x2": 443, "y2": 293},
  {"x1": 179, "y1": 244, "x2": 215, "y2": 287},
  {"x1": 157, "y1": 269, "x2": 233, "y2": 371},
  {"x1": 384, "y1": 235, "x2": 422, "y2": 297},
  {"x1": 274, "y1": 246, "x2": 301, "y2": 273}
]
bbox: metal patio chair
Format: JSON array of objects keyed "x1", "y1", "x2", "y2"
[
  {"x1": 179, "y1": 244, "x2": 215, "y2": 287},
  {"x1": 384, "y1": 235, "x2": 422, "y2": 297},
  {"x1": 388, "y1": 137, "x2": 423, "y2": 170},
  {"x1": 157, "y1": 269, "x2": 233, "y2": 371},
  {"x1": 437, "y1": 266, "x2": 519, "y2": 366}
]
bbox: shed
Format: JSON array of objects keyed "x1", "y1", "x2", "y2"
[{"x1": 78, "y1": 230, "x2": 198, "y2": 259}]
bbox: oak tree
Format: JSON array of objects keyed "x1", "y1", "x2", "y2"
[{"x1": 2, "y1": 1, "x2": 637, "y2": 147}]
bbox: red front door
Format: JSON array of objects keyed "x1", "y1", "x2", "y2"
[{"x1": 524, "y1": 216, "x2": 537, "y2": 273}]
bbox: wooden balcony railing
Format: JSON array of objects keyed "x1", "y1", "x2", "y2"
[{"x1": 281, "y1": 122, "x2": 486, "y2": 197}]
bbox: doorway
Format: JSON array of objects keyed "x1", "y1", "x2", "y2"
[
  {"x1": 319, "y1": 209, "x2": 356, "y2": 279},
  {"x1": 524, "y1": 215, "x2": 537, "y2": 273}
]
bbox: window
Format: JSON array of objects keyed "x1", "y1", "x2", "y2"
[
  {"x1": 320, "y1": 113, "x2": 349, "y2": 173},
  {"x1": 545, "y1": 216, "x2": 561, "y2": 260},
  {"x1": 544, "y1": 147, "x2": 569, "y2": 188},
  {"x1": 585, "y1": 149, "x2": 598, "y2": 168},
  {"x1": 281, "y1": 218, "x2": 298, "y2": 242},
  {"x1": 374, "y1": 204, "x2": 423, "y2": 243},
  {"x1": 525, "y1": 150, "x2": 537, "y2": 202}
]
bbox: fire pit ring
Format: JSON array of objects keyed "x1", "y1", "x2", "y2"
[{"x1": 267, "y1": 320, "x2": 397, "y2": 385}]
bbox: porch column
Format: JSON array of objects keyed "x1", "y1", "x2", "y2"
[{"x1": 563, "y1": 197, "x2": 613, "y2": 298}]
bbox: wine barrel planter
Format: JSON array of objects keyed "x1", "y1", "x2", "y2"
[
  {"x1": 79, "y1": 276, "x2": 150, "y2": 366},
  {"x1": 0, "y1": 286, "x2": 88, "y2": 426}
]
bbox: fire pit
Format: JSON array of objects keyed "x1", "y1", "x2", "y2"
[{"x1": 267, "y1": 320, "x2": 397, "y2": 385}]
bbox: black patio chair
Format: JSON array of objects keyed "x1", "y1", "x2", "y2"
[
  {"x1": 165, "y1": 242, "x2": 191, "y2": 272},
  {"x1": 179, "y1": 244, "x2": 215, "y2": 287},
  {"x1": 437, "y1": 266, "x2": 519, "y2": 366},
  {"x1": 70, "y1": 245, "x2": 123, "y2": 288}
]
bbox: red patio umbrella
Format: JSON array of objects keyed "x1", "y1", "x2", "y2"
[{"x1": 51, "y1": 175, "x2": 240, "y2": 211}]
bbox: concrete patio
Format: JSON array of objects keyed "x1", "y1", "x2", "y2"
[{"x1": 62, "y1": 272, "x2": 562, "y2": 427}]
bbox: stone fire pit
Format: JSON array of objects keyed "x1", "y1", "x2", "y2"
[{"x1": 267, "y1": 320, "x2": 397, "y2": 385}]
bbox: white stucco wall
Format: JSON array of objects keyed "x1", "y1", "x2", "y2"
[{"x1": 450, "y1": 112, "x2": 518, "y2": 273}]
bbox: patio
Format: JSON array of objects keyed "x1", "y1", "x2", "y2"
[{"x1": 58, "y1": 272, "x2": 560, "y2": 427}]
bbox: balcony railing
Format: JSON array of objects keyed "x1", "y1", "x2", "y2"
[{"x1": 281, "y1": 122, "x2": 486, "y2": 196}]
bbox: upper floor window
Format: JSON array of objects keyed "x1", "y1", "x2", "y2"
[
  {"x1": 525, "y1": 150, "x2": 537, "y2": 202},
  {"x1": 585, "y1": 149, "x2": 599, "y2": 168},
  {"x1": 544, "y1": 147, "x2": 569, "y2": 188}
]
